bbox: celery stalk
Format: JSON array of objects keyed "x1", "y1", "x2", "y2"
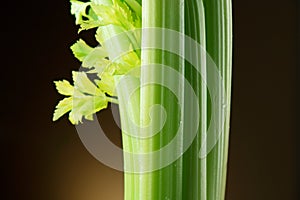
[
  {"x1": 123, "y1": 0, "x2": 185, "y2": 199},
  {"x1": 183, "y1": 1, "x2": 207, "y2": 200},
  {"x1": 54, "y1": 0, "x2": 232, "y2": 199},
  {"x1": 120, "y1": 0, "x2": 232, "y2": 199},
  {"x1": 202, "y1": 0, "x2": 232, "y2": 199}
]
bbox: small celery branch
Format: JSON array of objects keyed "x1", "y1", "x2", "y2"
[{"x1": 53, "y1": 0, "x2": 141, "y2": 124}]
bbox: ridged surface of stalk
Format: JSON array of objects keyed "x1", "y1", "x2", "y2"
[
  {"x1": 139, "y1": 0, "x2": 184, "y2": 200},
  {"x1": 183, "y1": 0, "x2": 207, "y2": 200},
  {"x1": 202, "y1": 0, "x2": 232, "y2": 199},
  {"x1": 119, "y1": 0, "x2": 232, "y2": 199}
]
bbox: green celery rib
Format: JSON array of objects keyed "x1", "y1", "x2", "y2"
[
  {"x1": 202, "y1": 0, "x2": 232, "y2": 200},
  {"x1": 116, "y1": 75, "x2": 140, "y2": 200},
  {"x1": 220, "y1": 1, "x2": 232, "y2": 198},
  {"x1": 139, "y1": 0, "x2": 184, "y2": 200},
  {"x1": 183, "y1": 0, "x2": 207, "y2": 200}
]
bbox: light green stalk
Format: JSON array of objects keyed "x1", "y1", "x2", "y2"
[{"x1": 139, "y1": 0, "x2": 184, "y2": 199}]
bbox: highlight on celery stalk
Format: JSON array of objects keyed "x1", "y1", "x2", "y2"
[{"x1": 53, "y1": 0, "x2": 232, "y2": 199}]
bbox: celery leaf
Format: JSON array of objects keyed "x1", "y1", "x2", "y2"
[
  {"x1": 53, "y1": 71, "x2": 110, "y2": 124},
  {"x1": 54, "y1": 80, "x2": 74, "y2": 96},
  {"x1": 53, "y1": 97, "x2": 73, "y2": 121},
  {"x1": 70, "y1": 0, "x2": 91, "y2": 25},
  {"x1": 82, "y1": 47, "x2": 109, "y2": 68},
  {"x1": 72, "y1": 71, "x2": 102, "y2": 96},
  {"x1": 70, "y1": 39, "x2": 94, "y2": 61}
]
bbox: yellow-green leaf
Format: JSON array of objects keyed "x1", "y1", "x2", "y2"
[
  {"x1": 53, "y1": 97, "x2": 73, "y2": 121},
  {"x1": 70, "y1": 39, "x2": 94, "y2": 61},
  {"x1": 54, "y1": 80, "x2": 74, "y2": 96}
]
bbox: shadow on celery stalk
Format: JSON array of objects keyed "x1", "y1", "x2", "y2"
[{"x1": 53, "y1": 0, "x2": 232, "y2": 199}]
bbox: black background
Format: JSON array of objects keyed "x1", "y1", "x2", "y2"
[{"x1": 0, "y1": 0, "x2": 298, "y2": 199}]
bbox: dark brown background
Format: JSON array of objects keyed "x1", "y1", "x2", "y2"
[{"x1": 0, "y1": 0, "x2": 298, "y2": 199}]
